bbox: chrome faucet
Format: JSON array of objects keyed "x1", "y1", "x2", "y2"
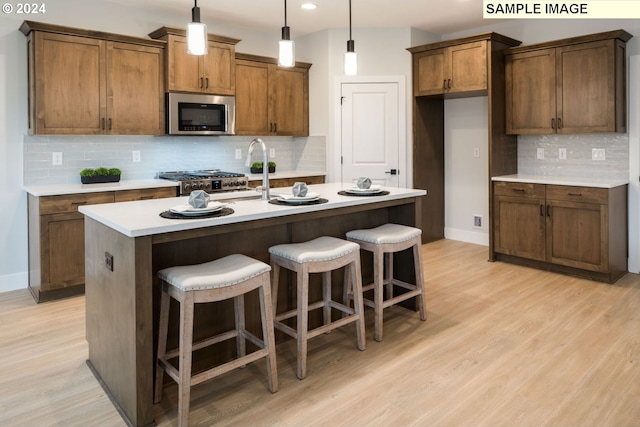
[{"x1": 245, "y1": 138, "x2": 270, "y2": 200}]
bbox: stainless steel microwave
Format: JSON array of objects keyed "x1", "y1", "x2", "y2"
[{"x1": 166, "y1": 92, "x2": 236, "y2": 136}]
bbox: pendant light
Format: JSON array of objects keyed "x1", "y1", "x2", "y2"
[
  {"x1": 344, "y1": 0, "x2": 357, "y2": 76},
  {"x1": 187, "y1": 0, "x2": 208, "y2": 55},
  {"x1": 278, "y1": 0, "x2": 295, "y2": 67}
]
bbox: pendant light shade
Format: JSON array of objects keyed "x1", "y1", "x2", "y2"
[
  {"x1": 278, "y1": 0, "x2": 295, "y2": 67},
  {"x1": 344, "y1": 0, "x2": 357, "y2": 76},
  {"x1": 187, "y1": 0, "x2": 208, "y2": 55}
]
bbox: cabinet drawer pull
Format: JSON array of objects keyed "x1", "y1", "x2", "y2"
[
  {"x1": 71, "y1": 201, "x2": 87, "y2": 206},
  {"x1": 568, "y1": 192, "x2": 582, "y2": 197},
  {"x1": 139, "y1": 196, "x2": 153, "y2": 200},
  {"x1": 511, "y1": 188, "x2": 526, "y2": 193}
]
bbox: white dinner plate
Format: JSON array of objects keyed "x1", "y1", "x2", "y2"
[
  {"x1": 345, "y1": 185, "x2": 382, "y2": 194},
  {"x1": 277, "y1": 192, "x2": 320, "y2": 204},
  {"x1": 169, "y1": 202, "x2": 225, "y2": 216}
]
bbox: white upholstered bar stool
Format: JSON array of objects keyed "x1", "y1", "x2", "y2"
[
  {"x1": 346, "y1": 223, "x2": 427, "y2": 342},
  {"x1": 154, "y1": 254, "x2": 278, "y2": 427},
  {"x1": 269, "y1": 236, "x2": 366, "y2": 380}
]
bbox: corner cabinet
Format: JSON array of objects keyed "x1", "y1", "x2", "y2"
[
  {"x1": 235, "y1": 54, "x2": 310, "y2": 136},
  {"x1": 20, "y1": 21, "x2": 165, "y2": 135},
  {"x1": 505, "y1": 30, "x2": 632, "y2": 134},
  {"x1": 493, "y1": 181, "x2": 628, "y2": 283},
  {"x1": 27, "y1": 186, "x2": 177, "y2": 302},
  {"x1": 148, "y1": 27, "x2": 240, "y2": 96}
]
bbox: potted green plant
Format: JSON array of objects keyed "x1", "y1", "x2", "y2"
[
  {"x1": 268, "y1": 161, "x2": 276, "y2": 173},
  {"x1": 80, "y1": 167, "x2": 121, "y2": 184},
  {"x1": 250, "y1": 162, "x2": 263, "y2": 174}
]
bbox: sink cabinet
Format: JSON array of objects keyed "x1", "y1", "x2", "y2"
[
  {"x1": 148, "y1": 27, "x2": 240, "y2": 96},
  {"x1": 21, "y1": 21, "x2": 165, "y2": 135},
  {"x1": 505, "y1": 30, "x2": 632, "y2": 134},
  {"x1": 28, "y1": 186, "x2": 177, "y2": 302},
  {"x1": 235, "y1": 54, "x2": 310, "y2": 136},
  {"x1": 493, "y1": 181, "x2": 627, "y2": 283}
]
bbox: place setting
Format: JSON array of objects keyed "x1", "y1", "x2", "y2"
[
  {"x1": 269, "y1": 182, "x2": 329, "y2": 206},
  {"x1": 338, "y1": 177, "x2": 390, "y2": 197},
  {"x1": 160, "y1": 190, "x2": 235, "y2": 219}
]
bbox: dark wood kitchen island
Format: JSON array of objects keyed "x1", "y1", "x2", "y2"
[{"x1": 79, "y1": 182, "x2": 425, "y2": 426}]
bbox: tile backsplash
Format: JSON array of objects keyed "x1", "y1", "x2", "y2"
[
  {"x1": 517, "y1": 133, "x2": 629, "y2": 181},
  {"x1": 23, "y1": 135, "x2": 326, "y2": 185}
]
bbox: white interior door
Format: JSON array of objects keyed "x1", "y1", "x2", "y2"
[{"x1": 340, "y1": 82, "x2": 401, "y2": 187}]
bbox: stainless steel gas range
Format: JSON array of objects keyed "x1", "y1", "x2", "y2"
[{"x1": 158, "y1": 170, "x2": 248, "y2": 195}]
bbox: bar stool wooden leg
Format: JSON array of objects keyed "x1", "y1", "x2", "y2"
[
  {"x1": 154, "y1": 285, "x2": 170, "y2": 404},
  {"x1": 235, "y1": 295, "x2": 247, "y2": 368},
  {"x1": 351, "y1": 256, "x2": 366, "y2": 351},
  {"x1": 413, "y1": 239, "x2": 428, "y2": 321},
  {"x1": 270, "y1": 261, "x2": 281, "y2": 315},
  {"x1": 322, "y1": 271, "x2": 331, "y2": 326},
  {"x1": 373, "y1": 248, "x2": 385, "y2": 342},
  {"x1": 259, "y1": 278, "x2": 278, "y2": 393},
  {"x1": 296, "y1": 266, "x2": 310, "y2": 380},
  {"x1": 178, "y1": 293, "x2": 195, "y2": 427},
  {"x1": 385, "y1": 252, "x2": 394, "y2": 301}
]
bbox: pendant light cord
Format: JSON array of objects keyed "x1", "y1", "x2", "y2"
[
  {"x1": 348, "y1": 0, "x2": 352, "y2": 41},
  {"x1": 284, "y1": 0, "x2": 288, "y2": 27}
]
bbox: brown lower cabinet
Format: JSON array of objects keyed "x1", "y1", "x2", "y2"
[
  {"x1": 28, "y1": 186, "x2": 177, "y2": 302},
  {"x1": 248, "y1": 175, "x2": 325, "y2": 188},
  {"x1": 493, "y1": 181, "x2": 627, "y2": 283}
]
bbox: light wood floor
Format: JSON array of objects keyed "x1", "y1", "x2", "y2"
[{"x1": 2, "y1": 239, "x2": 640, "y2": 427}]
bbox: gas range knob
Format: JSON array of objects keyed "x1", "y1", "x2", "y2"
[
  {"x1": 204, "y1": 182, "x2": 211, "y2": 189},
  {"x1": 184, "y1": 183, "x2": 191, "y2": 191},
  {"x1": 198, "y1": 182, "x2": 204, "y2": 189}
]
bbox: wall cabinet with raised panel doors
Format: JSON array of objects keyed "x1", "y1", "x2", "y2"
[
  {"x1": 493, "y1": 181, "x2": 627, "y2": 283},
  {"x1": 27, "y1": 186, "x2": 177, "y2": 302},
  {"x1": 20, "y1": 21, "x2": 165, "y2": 135},
  {"x1": 409, "y1": 40, "x2": 489, "y2": 97},
  {"x1": 235, "y1": 54, "x2": 310, "y2": 136},
  {"x1": 505, "y1": 30, "x2": 631, "y2": 135},
  {"x1": 148, "y1": 27, "x2": 239, "y2": 96}
]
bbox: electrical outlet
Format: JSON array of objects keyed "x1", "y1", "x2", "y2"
[
  {"x1": 559, "y1": 148, "x2": 567, "y2": 160},
  {"x1": 269, "y1": 148, "x2": 276, "y2": 158},
  {"x1": 473, "y1": 147, "x2": 480, "y2": 158},
  {"x1": 536, "y1": 148, "x2": 545, "y2": 160},
  {"x1": 52, "y1": 152, "x2": 63, "y2": 165},
  {"x1": 104, "y1": 252, "x2": 114, "y2": 272},
  {"x1": 132, "y1": 150, "x2": 141, "y2": 163},
  {"x1": 235, "y1": 148, "x2": 242, "y2": 160},
  {"x1": 473, "y1": 214, "x2": 483, "y2": 229},
  {"x1": 592, "y1": 148, "x2": 605, "y2": 161}
]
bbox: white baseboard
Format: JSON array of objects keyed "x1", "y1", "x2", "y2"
[
  {"x1": 444, "y1": 227, "x2": 489, "y2": 246},
  {"x1": 0, "y1": 271, "x2": 28, "y2": 293}
]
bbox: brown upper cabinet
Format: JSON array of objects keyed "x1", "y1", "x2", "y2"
[
  {"x1": 409, "y1": 40, "x2": 488, "y2": 97},
  {"x1": 235, "y1": 54, "x2": 310, "y2": 136},
  {"x1": 149, "y1": 27, "x2": 240, "y2": 96},
  {"x1": 505, "y1": 30, "x2": 632, "y2": 135},
  {"x1": 20, "y1": 21, "x2": 165, "y2": 135}
]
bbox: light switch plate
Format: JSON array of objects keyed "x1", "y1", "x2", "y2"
[
  {"x1": 52, "y1": 152, "x2": 63, "y2": 165},
  {"x1": 132, "y1": 150, "x2": 141, "y2": 163},
  {"x1": 592, "y1": 148, "x2": 605, "y2": 161},
  {"x1": 235, "y1": 149, "x2": 242, "y2": 160},
  {"x1": 537, "y1": 148, "x2": 545, "y2": 160},
  {"x1": 559, "y1": 148, "x2": 567, "y2": 160},
  {"x1": 269, "y1": 148, "x2": 276, "y2": 158},
  {"x1": 473, "y1": 147, "x2": 480, "y2": 158}
]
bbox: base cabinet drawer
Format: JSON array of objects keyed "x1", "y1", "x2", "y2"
[{"x1": 492, "y1": 182, "x2": 627, "y2": 283}]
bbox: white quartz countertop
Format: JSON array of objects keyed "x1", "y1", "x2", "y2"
[
  {"x1": 247, "y1": 170, "x2": 325, "y2": 181},
  {"x1": 24, "y1": 179, "x2": 179, "y2": 196},
  {"x1": 492, "y1": 174, "x2": 628, "y2": 189},
  {"x1": 79, "y1": 182, "x2": 426, "y2": 238}
]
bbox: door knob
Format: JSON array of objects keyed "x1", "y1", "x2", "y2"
[{"x1": 385, "y1": 169, "x2": 398, "y2": 175}]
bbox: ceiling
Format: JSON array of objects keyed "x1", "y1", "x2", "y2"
[{"x1": 108, "y1": 0, "x2": 494, "y2": 37}]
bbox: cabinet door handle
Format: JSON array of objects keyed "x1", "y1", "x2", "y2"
[
  {"x1": 101, "y1": 118, "x2": 105, "y2": 130},
  {"x1": 557, "y1": 117, "x2": 562, "y2": 129},
  {"x1": 200, "y1": 77, "x2": 204, "y2": 88},
  {"x1": 108, "y1": 118, "x2": 112, "y2": 130},
  {"x1": 443, "y1": 79, "x2": 447, "y2": 90},
  {"x1": 205, "y1": 77, "x2": 209, "y2": 89},
  {"x1": 448, "y1": 79, "x2": 452, "y2": 89},
  {"x1": 547, "y1": 205, "x2": 551, "y2": 216},
  {"x1": 273, "y1": 123, "x2": 277, "y2": 133},
  {"x1": 551, "y1": 118, "x2": 555, "y2": 129},
  {"x1": 540, "y1": 204, "x2": 544, "y2": 216}
]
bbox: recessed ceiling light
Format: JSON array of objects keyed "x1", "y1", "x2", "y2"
[{"x1": 301, "y1": 3, "x2": 317, "y2": 10}]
